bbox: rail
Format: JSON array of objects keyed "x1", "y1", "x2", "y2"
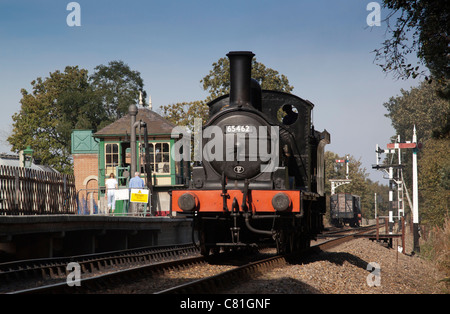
[
  {"x1": 0, "y1": 243, "x2": 198, "y2": 288},
  {"x1": 7, "y1": 226, "x2": 379, "y2": 294},
  {"x1": 156, "y1": 226, "x2": 379, "y2": 294}
]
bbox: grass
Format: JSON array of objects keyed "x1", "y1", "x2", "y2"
[{"x1": 420, "y1": 218, "x2": 450, "y2": 288}]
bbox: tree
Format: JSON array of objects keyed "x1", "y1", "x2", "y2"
[
  {"x1": 90, "y1": 60, "x2": 146, "y2": 127},
  {"x1": 383, "y1": 80, "x2": 450, "y2": 142},
  {"x1": 383, "y1": 80, "x2": 450, "y2": 188},
  {"x1": 374, "y1": 0, "x2": 450, "y2": 85},
  {"x1": 160, "y1": 57, "x2": 294, "y2": 129},
  {"x1": 8, "y1": 61, "x2": 147, "y2": 173},
  {"x1": 160, "y1": 100, "x2": 208, "y2": 131},
  {"x1": 419, "y1": 137, "x2": 450, "y2": 227},
  {"x1": 383, "y1": 79, "x2": 450, "y2": 228},
  {"x1": 201, "y1": 57, "x2": 294, "y2": 101},
  {"x1": 8, "y1": 66, "x2": 104, "y2": 173}
]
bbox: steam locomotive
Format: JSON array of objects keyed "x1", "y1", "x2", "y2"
[{"x1": 172, "y1": 51, "x2": 330, "y2": 256}]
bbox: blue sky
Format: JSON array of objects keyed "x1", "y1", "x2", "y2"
[{"x1": 0, "y1": 0, "x2": 421, "y2": 182}]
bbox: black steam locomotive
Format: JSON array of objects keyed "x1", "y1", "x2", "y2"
[{"x1": 172, "y1": 51, "x2": 330, "y2": 256}]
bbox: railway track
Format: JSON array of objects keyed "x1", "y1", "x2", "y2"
[
  {"x1": 156, "y1": 224, "x2": 380, "y2": 294},
  {"x1": 1, "y1": 243, "x2": 199, "y2": 293},
  {"x1": 319, "y1": 224, "x2": 379, "y2": 237},
  {"x1": 6, "y1": 224, "x2": 379, "y2": 294}
]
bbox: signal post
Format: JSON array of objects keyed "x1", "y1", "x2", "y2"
[
  {"x1": 373, "y1": 126, "x2": 420, "y2": 253},
  {"x1": 330, "y1": 156, "x2": 351, "y2": 195}
]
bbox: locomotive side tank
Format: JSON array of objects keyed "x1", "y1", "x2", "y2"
[{"x1": 172, "y1": 51, "x2": 330, "y2": 256}]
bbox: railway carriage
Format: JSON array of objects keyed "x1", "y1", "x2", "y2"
[
  {"x1": 330, "y1": 193, "x2": 362, "y2": 227},
  {"x1": 172, "y1": 51, "x2": 330, "y2": 256}
]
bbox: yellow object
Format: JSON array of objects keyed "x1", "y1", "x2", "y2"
[{"x1": 130, "y1": 189, "x2": 149, "y2": 203}]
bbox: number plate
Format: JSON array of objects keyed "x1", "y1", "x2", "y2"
[{"x1": 225, "y1": 125, "x2": 255, "y2": 133}]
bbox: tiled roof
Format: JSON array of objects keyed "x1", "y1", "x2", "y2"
[{"x1": 94, "y1": 108, "x2": 175, "y2": 137}]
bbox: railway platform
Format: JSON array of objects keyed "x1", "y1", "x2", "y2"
[{"x1": 0, "y1": 215, "x2": 194, "y2": 262}]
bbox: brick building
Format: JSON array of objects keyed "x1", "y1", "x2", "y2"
[{"x1": 72, "y1": 130, "x2": 99, "y2": 197}]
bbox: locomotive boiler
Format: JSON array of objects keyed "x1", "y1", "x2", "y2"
[{"x1": 172, "y1": 51, "x2": 330, "y2": 256}]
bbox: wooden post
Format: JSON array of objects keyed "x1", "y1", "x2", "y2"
[
  {"x1": 376, "y1": 217, "x2": 379, "y2": 241},
  {"x1": 401, "y1": 216, "x2": 406, "y2": 254}
]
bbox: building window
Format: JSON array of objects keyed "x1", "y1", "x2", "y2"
[
  {"x1": 105, "y1": 143, "x2": 119, "y2": 176},
  {"x1": 140, "y1": 142, "x2": 170, "y2": 174}
]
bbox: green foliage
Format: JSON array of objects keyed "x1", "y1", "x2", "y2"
[
  {"x1": 420, "y1": 218, "x2": 450, "y2": 280},
  {"x1": 376, "y1": 1, "x2": 450, "y2": 229},
  {"x1": 200, "y1": 57, "x2": 294, "y2": 101},
  {"x1": 383, "y1": 79, "x2": 450, "y2": 228},
  {"x1": 383, "y1": 80, "x2": 450, "y2": 142},
  {"x1": 8, "y1": 66, "x2": 102, "y2": 173},
  {"x1": 419, "y1": 138, "x2": 450, "y2": 227},
  {"x1": 90, "y1": 60, "x2": 145, "y2": 125},
  {"x1": 160, "y1": 100, "x2": 209, "y2": 132},
  {"x1": 8, "y1": 61, "x2": 145, "y2": 173},
  {"x1": 160, "y1": 56, "x2": 294, "y2": 131},
  {"x1": 374, "y1": 0, "x2": 450, "y2": 85}
]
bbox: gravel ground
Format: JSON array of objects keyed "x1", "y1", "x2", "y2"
[
  {"x1": 227, "y1": 233, "x2": 448, "y2": 294},
  {"x1": 23, "y1": 227, "x2": 442, "y2": 295},
  {"x1": 101, "y1": 263, "x2": 237, "y2": 294},
  {"x1": 100, "y1": 229, "x2": 448, "y2": 294}
]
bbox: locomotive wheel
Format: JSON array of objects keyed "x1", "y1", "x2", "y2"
[
  {"x1": 299, "y1": 237, "x2": 310, "y2": 250},
  {"x1": 276, "y1": 230, "x2": 296, "y2": 254},
  {"x1": 199, "y1": 229, "x2": 211, "y2": 257},
  {"x1": 200, "y1": 243, "x2": 211, "y2": 257},
  {"x1": 288, "y1": 233, "x2": 296, "y2": 253},
  {"x1": 275, "y1": 232, "x2": 284, "y2": 254},
  {"x1": 277, "y1": 232, "x2": 311, "y2": 254}
]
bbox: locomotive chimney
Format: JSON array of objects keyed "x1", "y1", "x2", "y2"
[{"x1": 227, "y1": 51, "x2": 255, "y2": 107}]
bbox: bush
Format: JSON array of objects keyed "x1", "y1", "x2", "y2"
[{"x1": 421, "y1": 218, "x2": 450, "y2": 280}]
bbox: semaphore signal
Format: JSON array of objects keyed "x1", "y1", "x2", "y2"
[{"x1": 373, "y1": 126, "x2": 420, "y2": 253}]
